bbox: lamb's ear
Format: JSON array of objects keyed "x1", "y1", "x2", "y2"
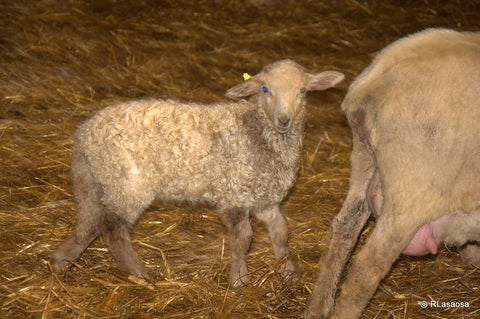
[
  {"x1": 307, "y1": 71, "x2": 345, "y2": 91},
  {"x1": 225, "y1": 79, "x2": 262, "y2": 99}
]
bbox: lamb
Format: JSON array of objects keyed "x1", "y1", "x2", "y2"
[
  {"x1": 305, "y1": 28, "x2": 480, "y2": 318},
  {"x1": 52, "y1": 59, "x2": 345, "y2": 287}
]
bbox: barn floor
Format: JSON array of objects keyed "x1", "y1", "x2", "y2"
[{"x1": 1, "y1": 1, "x2": 479, "y2": 318}]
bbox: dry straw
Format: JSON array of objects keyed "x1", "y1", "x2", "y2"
[{"x1": 1, "y1": 0, "x2": 479, "y2": 318}]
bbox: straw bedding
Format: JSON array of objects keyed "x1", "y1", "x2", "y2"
[{"x1": 1, "y1": 1, "x2": 479, "y2": 318}]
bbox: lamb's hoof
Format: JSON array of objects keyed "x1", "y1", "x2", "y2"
[
  {"x1": 278, "y1": 259, "x2": 301, "y2": 284},
  {"x1": 230, "y1": 275, "x2": 251, "y2": 289},
  {"x1": 123, "y1": 263, "x2": 153, "y2": 283},
  {"x1": 51, "y1": 258, "x2": 71, "y2": 274},
  {"x1": 283, "y1": 270, "x2": 302, "y2": 285},
  {"x1": 51, "y1": 236, "x2": 87, "y2": 275},
  {"x1": 127, "y1": 274, "x2": 156, "y2": 288},
  {"x1": 52, "y1": 245, "x2": 75, "y2": 274}
]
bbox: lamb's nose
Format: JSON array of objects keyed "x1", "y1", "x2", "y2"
[{"x1": 278, "y1": 117, "x2": 291, "y2": 127}]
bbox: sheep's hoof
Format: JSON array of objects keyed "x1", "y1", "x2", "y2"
[
  {"x1": 303, "y1": 309, "x2": 328, "y2": 319},
  {"x1": 304, "y1": 298, "x2": 333, "y2": 319},
  {"x1": 459, "y1": 244, "x2": 480, "y2": 266}
]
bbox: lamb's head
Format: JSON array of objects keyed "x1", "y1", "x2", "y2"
[{"x1": 226, "y1": 59, "x2": 344, "y2": 134}]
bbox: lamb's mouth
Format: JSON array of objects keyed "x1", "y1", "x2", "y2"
[{"x1": 275, "y1": 118, "x2": 291, "y2": 134}]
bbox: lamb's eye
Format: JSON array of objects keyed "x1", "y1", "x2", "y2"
[
  {"x1": 300, "y1": 87, "x2": 306, "y2": 93},
  {"x1": 262, "y1": 86, "x2": 269, "y2": 93}
]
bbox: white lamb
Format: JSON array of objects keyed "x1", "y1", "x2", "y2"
[{"x1": 52, "y1": 59, "x2": 344, "y2": 287}]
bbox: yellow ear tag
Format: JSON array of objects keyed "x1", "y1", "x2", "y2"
[{"x1": 243, "y1": 73, "x2": 253, "y2": 81}]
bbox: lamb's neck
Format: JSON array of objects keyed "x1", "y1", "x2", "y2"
[
  {"x1": 264, "y1": 111, "x2": 305, "y2": 163},
  {"x1": 242, "y1": 106, "x2": 305, "y2": 166}
]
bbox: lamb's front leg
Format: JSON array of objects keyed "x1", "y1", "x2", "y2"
[
  {"x1": 220, "y1": 208, "x2": 253, "y2": 288},
  {"x1": 254, "y1": 205, "x2": 297, "y2": 281}
]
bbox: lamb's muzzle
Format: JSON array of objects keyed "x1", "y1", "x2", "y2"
[{"x1": 275, "y1": 114, "x2": 291, "y2": 133}]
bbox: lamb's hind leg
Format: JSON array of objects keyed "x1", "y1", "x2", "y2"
[
  {"x1": 102, "y1": 210, "x2": 150, "y2": 280},
  {"x1": 220, "y1": 208, "x2": 253, "y2": 288},
  {"x1": 52, "y1": 222, "x2": 101, "y2": 273},
  {"x1": 254, "y1": 205, "x2": 297, "y2": 282},
  {"x1": 52, "y1": 151, "x2": 103, "y2": 273}
]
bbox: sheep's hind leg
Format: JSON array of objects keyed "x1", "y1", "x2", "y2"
[
  {"x1": 254, "y1": 205, "x2": 298, "y2": 282},
  {"x1": 306, "y1": 134, "x2": 375, "y2": 319},
  {"x1": 102, "y1": 211, "x2": 150, "y2": 280},
  {"x1": 220, "y1": 208, "x2": 253, "y2": 288},
  {"x1": 332, "y1": 200, "x2": 430, "y2": 319},
  {"x1": 459, "y1": 243, "x2": 480, "y2": 266}
]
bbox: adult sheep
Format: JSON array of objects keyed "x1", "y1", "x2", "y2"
[
  {"x1": 52, "y1": 59, "x2": 344, "y2": 287},
  {"x1": 306, "y1": 28, "x2": 480, "y2": 318}
]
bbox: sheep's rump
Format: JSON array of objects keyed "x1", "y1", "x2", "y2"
[{"x1": 344, "y1": 29, "x2": 480, "y2": 214}]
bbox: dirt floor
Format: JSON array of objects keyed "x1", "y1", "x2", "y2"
[{"x1": 1, "y1": 0, "x2": 479, "y2": 318}]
